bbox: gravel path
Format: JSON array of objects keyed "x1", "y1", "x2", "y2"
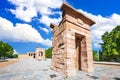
[{"x1": 0, "y1": 58, "x2": 120, "y2": 80}]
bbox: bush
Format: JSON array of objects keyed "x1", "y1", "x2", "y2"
[
  {"x1": 45, "y1": 47, "x2": 52, "y2": 58},
  {"x1": 12, "y1": 54, "x2": 18, "y2": 58},
  {"x1": 93, "y1": 51, "x2": 99, "y2": 61},
  {"x1": 9, "y1": 54, "x2": 18, "y2": 58}
]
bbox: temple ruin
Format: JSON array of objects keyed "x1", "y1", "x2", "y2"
[
  {"x1": 27, "y1": 52, "x2": 35, "y2": 58},
  {"x1": 35, "y1": 47, "x2": 45, "y2": 60},
  {"x1": 50, "y1": 3, "x2": 95, "y2": 76},
  {"x1": 27, "y1": 47, "x2": 45, "y2": 60}
]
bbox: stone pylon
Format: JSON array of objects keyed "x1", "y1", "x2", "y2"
[{"x1": 50, "y1": 3, "x2": 95, "y2": 76}]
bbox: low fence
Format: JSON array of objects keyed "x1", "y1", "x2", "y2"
[{"x1": 94, "y1": 61, "x2": 120, "y2": 66}]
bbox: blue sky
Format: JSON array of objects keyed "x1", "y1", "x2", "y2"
[{"x1": 0, "y1": 0, "x2": 120, "y2": 54}]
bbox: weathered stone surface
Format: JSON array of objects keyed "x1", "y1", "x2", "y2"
[{"x1": 50, "y1": 3, "x2": 95, "y2": 76}]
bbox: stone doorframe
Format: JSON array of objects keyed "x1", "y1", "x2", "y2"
[{"x1": 50, "y1": 3, "x2": 95, "y2": 76}]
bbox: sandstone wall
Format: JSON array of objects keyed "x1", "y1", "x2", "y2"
[{"x1": 18, "y1": 54, "x2": 32, "y2": 58}]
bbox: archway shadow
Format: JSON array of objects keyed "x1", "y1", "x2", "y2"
[{"x1": 113, "y1": 77, "x2": 120, "y2": 80}]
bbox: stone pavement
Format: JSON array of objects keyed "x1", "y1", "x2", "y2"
[{"x1": 0, "y1": 58, "x2": 120, "y2": 80}]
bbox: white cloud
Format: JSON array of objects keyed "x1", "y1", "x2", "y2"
[
  {"x1": 0, "y1": 17, "x2": 52, "y2": 47},
  {"x1": 8, "y1": 0, "x2": 64, "y2": 23},
  {"x1": 8, "y1": 0, "x2": 120, "y2": 50},
  {"x1": 42, "y1": 39, "x2": 52, "y2": 47},
  {"x1": 40, "y1": 15, "x2": 61, "y2": 27},
  {"x1": 13, "y1": 49, "x2": 19, "y2": 54},
  {"x1": 39, "y1": 26, "x2": 49, "y2": 34},
  {"x1": 78, "y1": 9, "x2": 120, "y2": 49},
  {"x1": 34, "y1": 0, "x2": 63, "y2": 15},
  {"x1": 9, "y1": 0, "x2": 37, "y2": 22}
]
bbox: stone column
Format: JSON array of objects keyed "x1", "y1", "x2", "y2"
[
  {"x1": 80, "y1": 37, "x2": 88, "y2": 72},
  {"x1": 65, "y1": 30, "x2": 76, "y2": 76},
  {"x1": 86, "y1": 36, "x2": 94, "y2": 72}
]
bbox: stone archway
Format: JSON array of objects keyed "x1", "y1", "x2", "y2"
[{"x1": 50, "y1": 3, "x2": 95, "y2": 76}]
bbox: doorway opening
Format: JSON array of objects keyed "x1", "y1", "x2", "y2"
[
  {"x1": 33, "y1": 53, "x2": 35, "y2": 58},
  {"x1": 75, "y1": 33, "x2": 85, "y2": 70}
]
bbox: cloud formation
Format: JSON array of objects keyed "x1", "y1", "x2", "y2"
[
  {"x1": 78, "y1": 9, "x2": 120, "y2": 49},
  {"x1": 0, "y1": 17, "x2": 52, "y2": 46},
  {"x1": 5, "y1": 0, "x2": 120, "y2": 50},
  {"x1": 39, "y1": 26, "x2": 49, "y2": 34},
  {"x1": 8, "y1": 0, "x2": 63, "y2": 25},
  {"x1": 13, "y1": 49, "x2": 19, "y2": 54},
  {"x1": 40, "y1": 15, "x2": 61, "y2": 27}
]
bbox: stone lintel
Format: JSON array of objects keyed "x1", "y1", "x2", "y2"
[{"x1": 61, "y1": 3, "x2": 95, "y2": 26}]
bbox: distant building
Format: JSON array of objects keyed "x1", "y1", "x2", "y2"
[
  {"x1": 18, "y1": 47, "x2": 45, "y2": 60},
  {"x1": 35, "y1": 47, "x2": 45, "y2": 60},
  {"x1": 27, "y1": 52, "x2": 35, "y2": 58},
  {"x1": 18, "y1": 54, "x2": 30, "y2": 58},
  {"x1": 27, "y1": 47, "x2": 45, "y2": 60}
]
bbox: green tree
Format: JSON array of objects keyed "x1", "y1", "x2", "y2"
[
  {"x1": 0, "y1": 41, "x2": 14, "y2": 59},
  {"x1": 12, "y1": 54, "x2": 18, "y2": 58},
  {"x1": 93, "y1": 50, "x2": 99, "y2": 61},
  {"x1": 101, "y1": 25, "x2": 120, "y2": 62},
  {"x1": 98, "y1": 50, "x2": 103, "y2": 61},
  {"x1": 45, "y1": 47, "x2": 52, "y2": 58}
]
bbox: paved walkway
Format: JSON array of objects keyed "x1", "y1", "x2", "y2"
[{"x1": 0, "y1": 58, "x2": 120, "y2": 80}]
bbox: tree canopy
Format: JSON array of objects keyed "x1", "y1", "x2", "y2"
[
  {"x1": 101, "y1": 25, "x2": 120, "y2": 62},
  {"x1": 0, "y1": 41, "x2": 14, "y2": 59},
  {"x1": 45, "y1": 47, "x2": 52, "y2": 58},
  {"x1": 93, "y1": 50, "x2": 99, "y2": 61}
]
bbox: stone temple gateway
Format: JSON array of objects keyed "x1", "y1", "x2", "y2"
[{"x1": 50, "y1": 3, "x2": 95, "y2": 76}]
